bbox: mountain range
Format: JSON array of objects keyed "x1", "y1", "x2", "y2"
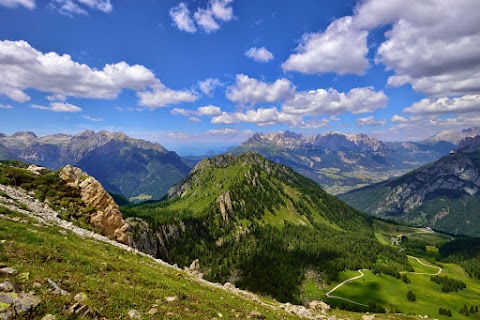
[
  {"x1": 0, "y1": 130, "x2": 191, "y2": 200},
  {"x1": 232, "y1": 130, "x2": 477, "y2": 194},
  {"x1": 340, "y1": 135, "x2": 480, "y2": 237}
]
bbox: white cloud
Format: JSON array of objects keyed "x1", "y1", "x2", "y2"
[
  {"x1": 245, "y1": 47, "x2": 274, "y2": 63},
  {"x1": 226, "y1": 74, "x2": 295, "y2": 105},
  {"x1": 282, "y1": 0, "x2": 480, "y2": 97},
  {"x1": 0, "y1": 40, "x2": 195, "y2": 109},
  {"x1": 0, "y1": 104, "x2": 13, "y2": 109},
  {"x1": 404, "y1": 95, "x2": 480, "y2": 115},
  {"x1": 189, "y1": 117, "x2": 201, "y2": 122},
  {"x1": 0, "y1": 40, "x2": 155, "y2": 101},
  {"x1": 136, "y1": 83, "x2": 198, "y2": 109},
  {"x1": 198, "y1": 105, "x2": 221, "y2": 115},
  {"x1": 391, "y1": 115, "x2": 408, "y2": 123},
  {"x1": 198, "y1": 78, "x2": 222, "y2": 96},
  {"x1": 194, "y1": 8, "x2": 220, "y2": 33},
  {"x1": 171, "y1": 105, "x2": 222, "y2": 117},
  {"x1": 81, "y1": 114, "x2": 104, "y2": 122},
  {"x1": 282, "y1": 16, "x2": 369, "y2": 75},
  {"x1": 282, "y1": 87, "x2": 387, "y2": 116},
  {"x1": 31, "y1": 102, "x2": 82, "y2": 112},
  {"x1": 170, "y1": 0, "x2": 234, "y2": 34},
  {"x1": 0, "y1": 0, "x2": 35, "y2": 9},
  {"x1": 377, "y1": 114, "x2": 480, "y2": 142},
  {"x1": 293, "y1": 118, "x2": 330, "y2": 129},
  {"x1": 211, "y1": 107, "x2": 299, "y2": 127},
  {"x1": 356, "y1": 115, "x2": 386, "y2": 126},
  {"x1": 49, "y1": 0, "x2": 112, "y2": 16},
  {"x1": 170, "y1": 3, "x2": 197, "y2": 33}
]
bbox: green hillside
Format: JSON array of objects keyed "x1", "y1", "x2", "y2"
[{"x1": 123, "y1": 152, "x2": 410, "y2": 304}]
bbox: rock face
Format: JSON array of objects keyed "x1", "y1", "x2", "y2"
[
  {"x1": 60, "y1": 165, "x2": 130, "y2": 244},
  {"x1": 456, "y1": 135, "x2": 480, "y2": 153}
]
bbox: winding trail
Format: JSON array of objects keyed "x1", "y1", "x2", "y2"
[
  {"x1": 325, "y1": 270, "x2": 367, "y2": 307},
  {"x1": 325, "y1": 256, "x2": 442, "y2": 306},
  {"x1": 401, "y1": 256, "x2": 442, "y2": 276}
]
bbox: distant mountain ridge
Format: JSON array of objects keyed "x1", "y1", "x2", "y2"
[
  {"x1": 0, "y1": 130, "x2": 191, "y2": 199},
  {"x1": 421, "y1": 127, "x2": 480, "y2": 145},
  {"x1": 340, "y1": 135, "x2": 480, "y2": 237},
  {"x1": 234, "y1": 130, "x2": 452, "y2": 194}
]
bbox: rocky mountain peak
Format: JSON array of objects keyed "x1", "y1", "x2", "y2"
[
  {"x1": 456, "y1": 135, "x2": 480, "y2": 153},
  {"x1": 12, "y1": 131, "x2": 38, "y2": 139},
  {"x1": 313, "y1": 131, "x2": 389, "y2": 152}
]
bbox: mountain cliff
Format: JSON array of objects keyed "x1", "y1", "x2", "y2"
[
  {"x1": 0, "y1": 130, "x2": 191, "y2": 199},
  {"x1": 340, "y1": 135, "x2": 480, "y2": 236},
  {"x1": 234, "y1": 130, "x2": 448, "y2": 194}
]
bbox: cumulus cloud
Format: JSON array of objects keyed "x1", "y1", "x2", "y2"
[
  {"x1": 245, "y1": 47, "x2": 274, "y2": 63},
  {"x1": 404, "y1": 95, "x2": 480, "y2": 115},
  {"x1": 170, "y1": 0, "x2": 234, "y2": 34},
  {"x1": 0, "y1": 40, "x2": 195, "y2": 108},
  {"x1": 356, "y1": 115, "x2": 386, "y2": 126},
  {"x1": 282, "y1": 0, "x2": 480, "y2": 97},
  {"x1": 391, "y1": 115, "x2": 408, "y2": 123},
  {"x1": 282, "y1": 16, "x2": 369, "y2": 75},
  {"x1": 0, "y1": 104, "x2": 13, "y2": 109},
  {"x1": 0, "y1": 0, "x2": 35, "y2": 9},
  {"x1": 136, "y1": 83, "x2": 198, "y2": 109},
  {"x1": 226, "y1": 74, "x2": 295, "y2": 105},
  {"x1": 49, "y1": 0, "x2": 112, "y2": 16},
  {"x1": 31, "y1": 102, "x2": 82, "y2": 112},
  {"x1": 172, "y1": 105, "x2": 222, "y2": 117},
  {"x1": 212, "y1": 107, "x2": 299, "y2": 127},
  {"x1": 282, "y1": 87, "x2": 387, "y2": 116},
  {"x1": 170, "y1": 3, "x2": 197, "y2": 33},
  {"x1": 198, "y1": 105, "x2": 221, "y2": 115},
  {"x1": 198, "y1": 78, "x2": 222, "y2": 96}
]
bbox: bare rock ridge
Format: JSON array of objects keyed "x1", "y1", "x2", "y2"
[
  {"x1": 456, "y1": 134, "x2": 480, "y2": 153},
  {"x1": 59, "y1": 165, "x2": 130, "y2": 244}
]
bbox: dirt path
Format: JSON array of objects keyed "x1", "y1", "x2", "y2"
[
  {"x1": 401, "y1": 255, "x2": 442, "y2": 276},
  {"x1": 325, "y1": 270, "x2": 367, "y2": 307},
  {"x1": 325, "y1": 255, "x2": 442, "y2": 307}
]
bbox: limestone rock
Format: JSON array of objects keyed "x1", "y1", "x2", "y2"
[
  {"x1": 26, "y1": 165, "x2": 49, "y2": 176},
  {"x1": 59, "y1": 165, "x2": 130, "y2": 244},
  {"x1": 41, "y1": 314, "x2": 56, "y2": 320},
  {"x1": 0, "y1": 281, "x2": 14, "y2": 293},
  {"x1": 0, "y1": 291, "x2": 41, "y2": 319},
  {"x1": 308, "y1": 300, "x2": 330, "y2": 313},
  {"x1": 0, "y1": 268, "x2": 16, "y2": 275},
  {"x1": 127, "y1": 309, "x2": 142, "y2": 319},
  {"x1": 189, "y1": 259, "x2": 200, "y2": 272},
  {"x1": 216, "y1": 191, "x2": 233, "y2": 222}
]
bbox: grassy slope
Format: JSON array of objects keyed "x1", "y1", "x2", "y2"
[
  {"x1": 302, "y1": 220, "x2": 480, "y2": 319},
  {"x1": 0, "y1": 214, "x2": 302, "y2": 320}
]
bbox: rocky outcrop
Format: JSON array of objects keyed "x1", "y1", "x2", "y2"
[
  {"x1": 26, "y1": 165, "x2": 49, "y2": 176},
  {"x1": 216, "y1": 191, "x2": 233, "y2": 222},
  {"x1": 59, "y1": 165, "x2": 130, "y2": 244}
]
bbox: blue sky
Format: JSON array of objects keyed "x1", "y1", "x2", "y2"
[{"x1": 1, "y1": 0, "x2": 479, "y2": 153}]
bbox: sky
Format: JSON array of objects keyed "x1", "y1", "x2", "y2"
[{"x1": 1, "y1": 0, "x2": 480, "y2": 154}]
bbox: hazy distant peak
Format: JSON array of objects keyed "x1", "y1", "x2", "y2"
[
  {"x1": 12, "y1": 131, "x2": 38, "y2": 138},
  {"x1": 422, "y1": 127, "x2": 480, "y2": 145},
  {"x1": 456, "y1": 135, "x2": 480, "y2": 153}
]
